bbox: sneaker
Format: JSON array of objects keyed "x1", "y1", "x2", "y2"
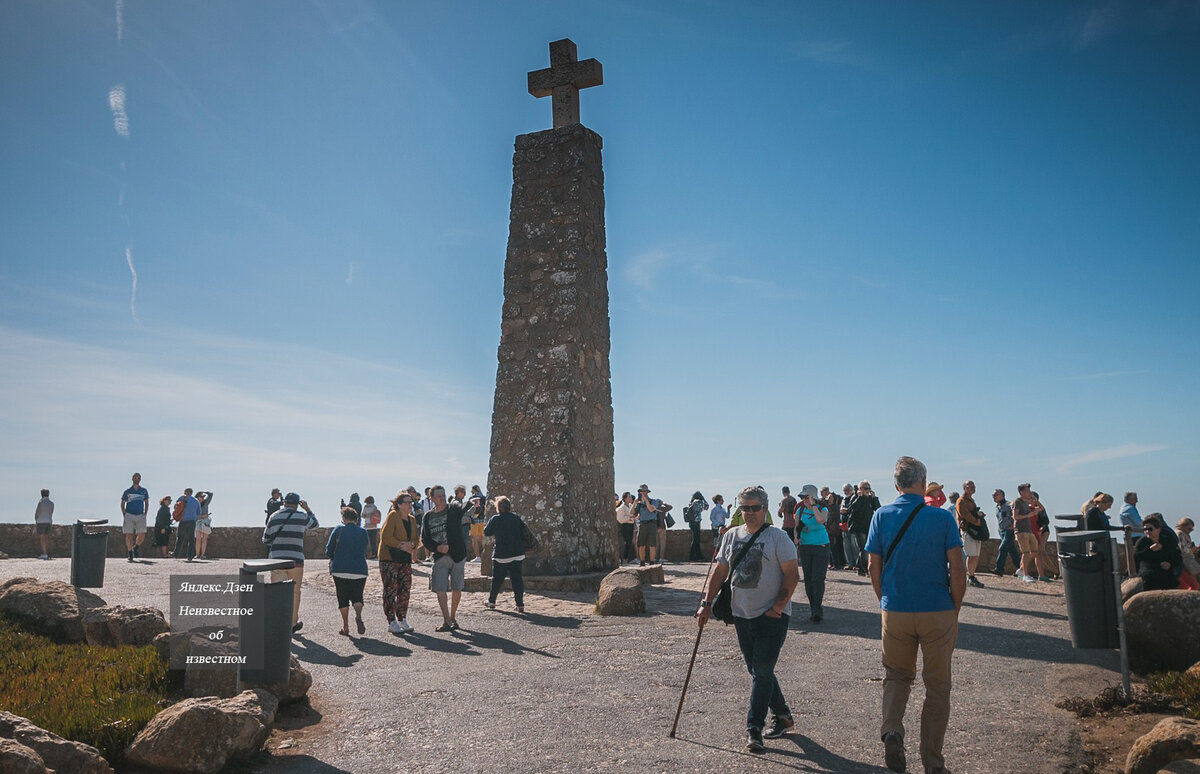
[
  {"x1": 883, "y1": 731, "x2": 906, "y2": 773},
  {"x1": 1038, "y1": 576, "x2": 1054, "y2": 582},
  {"x1": 389, "y1": 620, "x2": 404, "y2": 634},
  {"x1": 763, "y1": 714, "x2": 794, "y2": 738},
  {"x1": 485, "y1": 602, "x2": 495, "y2": 610},
  {"x1": 127, "y1": 551, "x2": 134, "y2": 563},
  {"x1": 1022, "y1": 575, "x2": 1036, "y2": 583},
  {"x1": 292, "y1": 621, "x2": 303, "y2": 633},
  {"x1": 132, "y1": 545, "x2": 139, "y2": 558},
  {"x1": 746, "y1": 728, "x2": 765, "y2": 753},
  {"x1": 38, "y1": 554, "x2": 49, "y2": 560},
  {"x1": 398, "y1": 619, "x2": 414, "y2": 633},
  {"x1": 968, "y1": 576, "x2": 984, "y2": 588},
  {"x1": 516, "y1": 605, "x2": 524, "y2": 614}
]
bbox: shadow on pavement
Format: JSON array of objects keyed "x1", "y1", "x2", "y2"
[
  {"x1": 673, "y1": 733, "x2": 889, "y2": 772},
  {"x1": 292, "y1": 635, "x2": 363, "y2": 667},
  {"x1": 351, "y1": 636, "x2": 412, "y2": 658},
  {"x1": 261, "y1": 754, "x2": 355, "y2": 773},
  {"x1": 452, "y1": 627, "x2": 559, "y2": 658}
]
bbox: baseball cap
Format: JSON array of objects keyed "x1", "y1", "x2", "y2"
[{"x1": 284, "y1": 492, "x2": 301, "y2": 506}]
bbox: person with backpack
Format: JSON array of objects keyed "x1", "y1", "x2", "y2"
[
  {"x1": 846, "y1": 481, "x2": 881, "y2": 576},
  {"x1": 684, "y1": 491, "x2": 709, "y2": 561}
]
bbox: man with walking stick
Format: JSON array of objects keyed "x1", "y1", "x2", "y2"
[{"x1": 695, "y1": 486, "x2": 799, "y2": 753}]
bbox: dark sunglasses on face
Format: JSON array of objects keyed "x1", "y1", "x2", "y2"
[{"x1": 740, "y1": 504, "x2": 765, "y2": 513}]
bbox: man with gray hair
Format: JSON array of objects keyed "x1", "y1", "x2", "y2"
[
  {"x1": 866, "y1": 457, "x2": 966, "y2": 774},
  {"x1": 696, "y1": 486, "x2": 799, "y2": 753}
]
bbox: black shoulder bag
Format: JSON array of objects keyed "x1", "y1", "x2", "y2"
[
  {"x1": 711, "y1": 525, "x2": 768, "y2": 625},
  {"x1": 883, "y1": 503, "x2": 925, "y2": 567}
]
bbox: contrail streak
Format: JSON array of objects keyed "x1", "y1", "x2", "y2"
[
  {"x1": 125, "y1": 246, "x2": 140, "y2": 323},
  {"x1": 115, "y1": 0, "x2": 123, "y2": 42},
  {"x1": 108, "y1": 85, "x2": 129, "y2": 137}
]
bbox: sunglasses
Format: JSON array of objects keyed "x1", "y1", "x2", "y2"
[{"x1": 740, "y1": 504, "x2": 765, "y2": 513}]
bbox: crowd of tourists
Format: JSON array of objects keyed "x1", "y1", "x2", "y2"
[{"x1": 261, "y1": 483, "x2": 531, "y2": 637}]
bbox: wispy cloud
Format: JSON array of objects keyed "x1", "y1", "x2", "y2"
[
  {"x1": 115, "y1": 0, "x2": 124, "y2": 42},
  {"x1": 345, "y1": 261, "x2": 355, "y2": 285},
  {"x1": 789, "y1": 39, "x2": 865, "y2": 66},
  {"x1": 123, "y1": 246, "x2": 139, "y2": 323},
  {"x1": 1062, "y1": 369, "x2": 1150, "y2": 380},
  {"x1": 625, "y1": 248, "x2": 671, "y2": 289},
  {"x1": 1057, "y1": 442, "x2": 1166, "y2": 474},
  {"x1": 1075, "y1": 1, "x2": 1123, "y2": 50},
  {"x1": 108, "y1": 85, "x2": 130, "y2": 137}
]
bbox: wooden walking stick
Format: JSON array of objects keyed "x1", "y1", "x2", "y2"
[{"x1": 669, "y1": 549, "x2": 720, "y2": 739}]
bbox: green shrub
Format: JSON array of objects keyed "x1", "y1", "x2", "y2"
[
  {"x1": 0, "y1": 615, "x2": 168, "y2": 764},
  {"x1": 1147, "y1": 671, "x2": 1200, "y2": 719}
]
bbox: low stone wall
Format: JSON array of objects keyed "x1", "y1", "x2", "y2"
[
  {"x1": 3, "y1": 522, "x2": 1128, "y2": 575},
  {"x1": 0, "y1": 524, "x2": 336, "y2": 561}
]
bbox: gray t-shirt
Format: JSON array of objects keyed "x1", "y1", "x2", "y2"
[{"x1": 717, "y1": 525, "x2": 797, "y2": 619}]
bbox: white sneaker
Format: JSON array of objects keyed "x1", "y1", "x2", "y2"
[
  {"x1": 38, "y1": 554, "x2": 49, "y2": 560},
  {"x1": 468, "y1": 557, "x2": 481, "y2": 563},
  {"x1": 398, "y1": 619, "x2": 414, "y2": 633},
  {"x1": 389, "y1": 620, "x2": 403, "y2": 634}
]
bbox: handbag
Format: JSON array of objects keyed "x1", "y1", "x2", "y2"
[
  {"x1": 665, "y1": 514, "x2": 676, "y2": 528},
  {"x1": 521, "y1": 521, "x2": 539, "y2": 552},
  {"x1": 711, "y1": 524, "x2": 768, "y2": 625}
]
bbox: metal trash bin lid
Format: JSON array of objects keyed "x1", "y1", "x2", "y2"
[
  {"x1": 76, "y1": 518, "x2": 109, "y2": 526},
  {"x1": 241, "y1": 559, "x2": 296, "y2": 574}
]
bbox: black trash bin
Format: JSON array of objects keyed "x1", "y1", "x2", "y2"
[
  {"x1": 71, "y1": 519, "x2": 110, "y2": 588},
  {"x1": 237, "y1": 559, "x2": 296, "y2": 684},
  {"x1": 1057, "y1": 530, "x2": 1119, "y2": 649}
]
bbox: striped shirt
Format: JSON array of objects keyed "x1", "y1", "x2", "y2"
[{"x1": 263, "y1": 507, "x2": 319, "y2": 565}]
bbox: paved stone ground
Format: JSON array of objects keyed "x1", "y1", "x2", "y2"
[{"x1": 0, "y1": 556, "x2": 1124, "y2": 773}]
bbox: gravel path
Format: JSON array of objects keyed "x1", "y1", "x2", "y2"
[{"x1": 0, "y1": 556, "x2": 1122, "y2": 773}]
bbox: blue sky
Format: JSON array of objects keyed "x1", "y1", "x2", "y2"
[{"x1": 2, "y1": 0, "x2": 1198, "y2": 530}]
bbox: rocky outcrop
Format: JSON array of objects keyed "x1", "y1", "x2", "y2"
[
  {"x1": 596, "y1": 569, "x2": 644, "y2": 616},
  {"x1": 1122, "y1": 576, "x2": 1145, "y2": 603},
  {"x1": 1124, "y1": 590, "x2": 1200, "y2": 674},
  {"x1": 0, "y1": 739, "x2": 48, "y2": 774},
  {"x1": 0, "y1": 578, "x2": 105, "y2": 643},
  {"x1": 1125, "y1": 716, "x2": 1200, "y2": 774},
  {"x1": 125, "y1": 690, "x2": 277, "y2": 774},
  {"x1": 82, "y1": 605, "x2": 169, "y2": 647},
  {"x1": 0, "y1": 712, "x2": 113, "y2": 774}
]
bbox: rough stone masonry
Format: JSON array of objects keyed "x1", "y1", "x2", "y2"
[{"x1": 486, "y1": 40, "x2": 616, "y2": 575}]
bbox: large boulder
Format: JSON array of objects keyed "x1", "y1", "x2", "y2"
[
  {"x1": 1124, "y1": 590, "x2": 1200, "y2": 674},
  {"x1": 82, "y1": 605, "x2": 169, "y2": 647},
  {"x1": 246, "y1": 655, "x2": 312, "y2": 704},
  {"x1": 0, "y1": 712, "x2": 113, "y2": 774},
  {"x1": 1122, "y1": 576, "x2": 1145, "y2": 604},
  {"x1": 1125, "y1": 716, "x2": 1200, "y2": 774},
  {"x1": 0, "y1": 578, "x2": 105, "y2": 643},
  {"x1": 125, "y1": 689, "x2": 278, "y2": 774},
  {"x1": 596, "y1": 569, "x2": 644, "y2": 616},
  {"x1": 0, "y1": 738, "x2": 48, "y2": 774}
]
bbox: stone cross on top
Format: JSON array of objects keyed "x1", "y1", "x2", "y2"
[{"x1": 527, "y1": 39, "x2": 603, "y2": 129}]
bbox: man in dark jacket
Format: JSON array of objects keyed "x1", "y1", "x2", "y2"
[
  {"x1": 847, "y1": 481, "x2": 881, "y2": 576},
  {"x1": 421, "y1": 485, "x2": 468, "y2": 632},
  {"x1": 483, "y1": 496, "x2": 527, "y2": 612}
]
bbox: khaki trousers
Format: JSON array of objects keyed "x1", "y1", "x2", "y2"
[
  {"x1": 271, "y1": 566, "x2": 305, "y2": 627},
  {"x1": 881, "y1": 609, "x2": 959, "y2": 771}
]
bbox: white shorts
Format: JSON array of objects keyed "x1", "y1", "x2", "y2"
[
  {"x1": 961, "y1": 532, "x2": 981, "y2": 557},
  {"x1": 123, "y1": 512, "x2": 147, "y2": 534}
]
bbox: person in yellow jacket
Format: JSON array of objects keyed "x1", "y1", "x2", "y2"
[{"x1": 378, "y1": 492, "x2": 420, "y2": 634}]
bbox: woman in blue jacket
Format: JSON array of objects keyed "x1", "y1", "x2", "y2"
[
  {"x1": 483, "y1": 496, "x2": 528, "y2": 613},
  {"x1": 326, "y1": 507, "x2": 370, "y2": 636}
]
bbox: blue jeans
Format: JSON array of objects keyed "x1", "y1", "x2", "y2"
[
  {"x1": 994, "y1": 529, "x2": 1021, "y2": 575},
  {"x1": 732, "y1": 613, "x2": 791, "y2": 731}
]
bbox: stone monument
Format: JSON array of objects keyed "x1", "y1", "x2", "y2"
[{"x1": 485, "y1": 39, "x2": 616, "y2": 575}]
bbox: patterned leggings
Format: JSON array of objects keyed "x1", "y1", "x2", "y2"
[{"x1": 379, "y1": 560, "x2": 412, "y2": 622}]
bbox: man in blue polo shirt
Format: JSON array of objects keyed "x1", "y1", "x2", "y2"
[
  {"x1": 866, "y1": 457, "x2": 966, "y2": 774},
  {"x1": 120, "y1": 472, "x2": 150, "y2": 561}
]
